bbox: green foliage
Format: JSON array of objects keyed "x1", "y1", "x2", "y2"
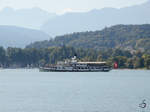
[
  {"x1": 27, "y1": 24, "x2": 150, "y2": 53},
  {"x1": 0, "y1": 46, "x2": 150, "y2": 69},
  {"x1": 126, "y1": 58, "x2": 134, "y2": 69},
  {"x1": 142, "y1": 54, "x2": 150, "y2": 69},
  {"x1": 132, "y1": 57, "x2": 144, "y2": 69},
  {"x1": 0, "y1": 46, "x2": 6, "y2": 66},
  {"x1": 25, "y1": 24, "x2": 150, "y2": 69},
  {"x1": 110, "y1": 56, "x2": 127, "y2": 68}
]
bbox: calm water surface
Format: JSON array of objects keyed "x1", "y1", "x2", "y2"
[{"x1": 0, "y1": 69, "x2": 150, "y2": 112}]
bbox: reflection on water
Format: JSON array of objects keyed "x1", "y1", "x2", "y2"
[{"x1": 0, "y1": 69, "x2": 150, "y2": 112}]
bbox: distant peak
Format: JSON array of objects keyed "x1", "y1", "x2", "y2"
[
  {"x1": 142, "y1": 0, "x2": 150, "y2": 5},
  {"x1": 90, "y1": 9, "x2": 99, "y2": 13},
  {"x1": 147, "y1": 0, "x2": 150, "y2": 2},
  {"x1": 101, "y1": 7, "x2": 117, "y2": 11},
  {"x1": 31, "y1": 7, "x2": 42, "y2": 11},
  {"x1": 30, "y1": 7, "x2": 54, "y2": 14},
  {"x1": 2, "y1": 7, "x2": 14, "y2": 12},
  {"x1": 90, "y1": 8, "x2": 117, "y2": 13}
]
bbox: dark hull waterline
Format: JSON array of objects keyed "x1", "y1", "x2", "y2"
[{"x1": 39, "y1": 67, "x2": 111, "y2": 72}]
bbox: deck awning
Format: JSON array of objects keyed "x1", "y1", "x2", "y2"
[{"x1": 77, "y1": 62, "x2": 106, "y2": 64}]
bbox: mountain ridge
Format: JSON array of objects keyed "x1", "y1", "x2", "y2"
[
  {"x1": 41, "y1": 0, "x2": 150, "y2": 36},
  {"x1": 0, "y1": 7, "x2": 56, "y2": 29},
  {"x1": 0, "y1": 25, "x2": 51, "y2": 48}
]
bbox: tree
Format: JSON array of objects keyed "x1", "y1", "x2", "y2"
[
  {"x1": 143, "y1": 54, "x2": 150, "y2": 69},
  {"x1": 132, "y1": 57, "x2": 144, "y2": 69},
  {"x1": 0, "y1": 46, "x2": 6, "y2": 67},
  {"x1": 126, "y1": 58, "x2": 134, "y2": 69}
]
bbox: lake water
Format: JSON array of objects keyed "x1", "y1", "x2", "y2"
[{"x1": 0, "y1": 69, "x2": 150, "y2": 112}]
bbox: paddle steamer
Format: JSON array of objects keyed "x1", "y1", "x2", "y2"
[{"x1": 40, "y1": 56, "x2": 111, "y2": 72}]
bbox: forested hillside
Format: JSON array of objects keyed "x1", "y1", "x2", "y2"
[
  {"x1": 0, "y1": 46, "x2": 150, "y2": 69},
  {"x1": 27, "y1": 24, "x2": 150, "y2": 53}
]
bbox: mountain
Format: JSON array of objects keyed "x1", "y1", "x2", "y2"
[
  {"x1": 41, "y1": 0, "x2": 150, "y2": 36},
  {"x1": 0, "y1": 7, "x2": 56, "y2": 29},
  {"x1": 27, "y1": 24, "x2": 150, "y2": 53},
  {"x1": 0, "y1": 25, "x2": 51, "y2": 48}
]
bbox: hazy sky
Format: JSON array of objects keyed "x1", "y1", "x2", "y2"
[{"x1": 0, "y1": 0, "x2": 148, "y2": 14}]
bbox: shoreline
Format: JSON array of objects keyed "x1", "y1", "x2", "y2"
[{"x1": 0, "y1": 68, "x2": 149, "y2": 70}]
